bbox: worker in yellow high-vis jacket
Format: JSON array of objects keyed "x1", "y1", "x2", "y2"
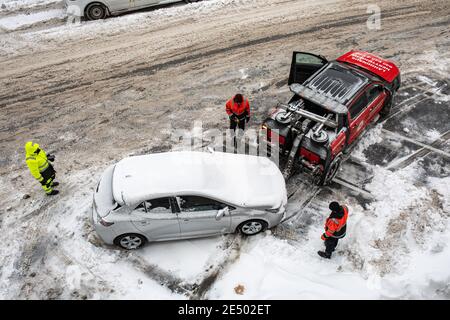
[{"x1": 25, "y1": 141, "x2": 59, "y2": 196}]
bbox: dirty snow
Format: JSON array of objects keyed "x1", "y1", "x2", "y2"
[
  {"x1": 0, "y1": 0, "x2": 449, "y2": 301},
  {"x1": 351, "y1": 124, "x2": 383, "y2": 161},
  {"x1": 425, "y1": 129, "x2": 442, "y2": 141}
]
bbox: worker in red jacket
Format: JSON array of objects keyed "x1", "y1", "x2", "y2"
[
  {"x1": 225, "y1": 93, "x2": 250, "y2": 131},
  {"x1": 318, "y1": 201, "x2": 348, "y2": 259}
]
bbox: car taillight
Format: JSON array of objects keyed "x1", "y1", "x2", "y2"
[
  {"x1": 98, "y1": 216, "x2": 114, "y2": 227},
  {"x1": 299, "y1": 148, "x2": 320, "y2": 164}
]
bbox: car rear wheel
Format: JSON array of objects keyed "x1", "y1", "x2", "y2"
[
  {"x1": 85, "y1": 3, "x2": 107, "y2": 20},
  {"x1": 115, "y1": 233, "x2": 146, "y2": 250},
  {"x1": 238, "y1": 220, "x2": 267, "y2": 236}
]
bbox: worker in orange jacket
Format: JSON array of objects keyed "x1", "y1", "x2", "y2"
[
  {"x1": 225, "y1": 94, "x2": 250, "y2": 131},
  {"x1": 318, "y1": 201, "x2": 348, "y2": 259}
]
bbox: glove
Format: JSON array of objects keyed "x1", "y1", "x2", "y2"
[
  {"x1": 39, "y1": 179, "x2": 46, "y2": 186},
  {"x1": 229, "y1": 115, "x2": 237, "y2": 122},
  {"x1": 47, "y1": 154, "x2": 55, "y2": 162},
  {"x1": 321, "y1": 233, "x2": 328, "y2": 241},
  {"x1": 245, "y1": 116, "x2": 250, "y2": 123}
]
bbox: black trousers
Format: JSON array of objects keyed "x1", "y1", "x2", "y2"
[
  {"x1": 41, "y1": 164, "x2": 56, "y2": 185},
  {"x1": 325, "y1": 237, "x2": 339, "y2": 255},
  {"x1": 230, "y1": 118, "x2": 246, "y2": 131}
]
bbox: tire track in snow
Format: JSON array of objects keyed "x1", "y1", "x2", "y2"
[{"x1": 0, "y1": 5, "x2": 422, "y2": 108}]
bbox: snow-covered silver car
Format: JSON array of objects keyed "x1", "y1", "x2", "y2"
[
  {"x1": 92, "y1": 151, "x2": 287, "y2": 249},
  {"x1": 65, "y1": 0, "x2": 196, "y2": 20}
]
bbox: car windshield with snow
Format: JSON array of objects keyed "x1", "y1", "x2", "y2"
[{"x1": 92, "y1": 151, "x2": 287, "y2": 249}]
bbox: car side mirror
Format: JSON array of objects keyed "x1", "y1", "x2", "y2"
[{"x1": 215, "y1": 207, "x2": 229, "y2": 221}]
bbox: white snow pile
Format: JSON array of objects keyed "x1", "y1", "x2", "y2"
[
  {"x1": 0, "y1": 0, "x2": 60, "y2": 11},
  {"x1": 351, "y1": 123, "x2": 383, "y2": 161},
  {"x1": 425, "y1": 129, "x2": 442, "y2": 142},
  {"x1": 0, "y1": 8, "x2": 65, "y2": 30}
]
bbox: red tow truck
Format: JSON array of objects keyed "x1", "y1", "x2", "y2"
[{"x1": 262, "y1": 50, "x2": 401, "y2": 185}]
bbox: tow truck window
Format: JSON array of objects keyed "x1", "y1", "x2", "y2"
[
  {"x1": 367, "y1": 85, "x2": 383, "y2": 103},
  {"x1": 349, "y1": 92, "x2": 368, "y2": 119},
  {"x1": 178, "y1": 196, "x2": 227, "y2": 212},
  {"x1": 295, "y1": 53, "x2": 324, "y2": 65}
]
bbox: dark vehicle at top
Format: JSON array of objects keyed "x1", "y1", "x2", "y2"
[{"x1": 262, "y1": 50, "x2": 401, "y2": 185}]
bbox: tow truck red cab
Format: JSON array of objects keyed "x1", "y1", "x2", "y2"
[{"x1": 262, "y1": 50, "x2": 401, "y2": 185}]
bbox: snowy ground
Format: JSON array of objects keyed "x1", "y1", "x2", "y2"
[{"x1": 0, "y1": 0, "x2": 449, "y2": 299}]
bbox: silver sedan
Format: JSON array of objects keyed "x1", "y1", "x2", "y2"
[
  {"x1": 92, "y1": 152, "x2": 287, "y2": 249},
  {"x1": 65, "y1": 0, "x2": 200, "y2": 21}
]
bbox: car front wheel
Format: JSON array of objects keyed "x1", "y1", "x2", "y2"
[
  {"x1": 238, "y1": 220, "x2": 267, "y2": 236},
  {"x1": 115, "y1": 233, "x2": 146, "y2": 250},
  {"x1": 85, "y1": 3, "x2": 107, "y2": 20}
]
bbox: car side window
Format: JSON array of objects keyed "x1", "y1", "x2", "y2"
[
  {"x1": 349, "y1": 92, "x2": 368, "y2": 119},
  {"x1": 178, "y1": 196, "x2": 227, "y2": 212},
  {"x1": 137, "y1": 197, "x2": 172, "y2": 214}
]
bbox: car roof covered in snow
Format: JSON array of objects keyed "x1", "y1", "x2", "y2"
[{"x1": 112, "y1": 151, "x2": 286, "y2": 208}]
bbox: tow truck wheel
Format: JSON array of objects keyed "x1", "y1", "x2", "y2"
[{"x1": 316, "y1": 156, "x2": 342, "y2": 186}]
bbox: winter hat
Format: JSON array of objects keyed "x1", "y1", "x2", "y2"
[
  {"x1": 329, "y1": 201, "x2": 341, "y2": 212},
  {"x1": 234, "y1": 94, "x2": 243, "y2": 103}
]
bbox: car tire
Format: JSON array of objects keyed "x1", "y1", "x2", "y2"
[
  {"x1": 114, "y1": 233, "x2": 146, "y2": 250},
  {"x1": 85, "y1": 3, "x2": 108, "y2": 21},
  {"x1": 238, "y1": 220, "x2": 267, "y2": 236}
]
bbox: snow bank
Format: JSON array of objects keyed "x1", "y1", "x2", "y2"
[
  {"x1": 137, "y1": 237, "x2": 225, "y2": 281},
  {"x1": 0, "y1": 0, "x2": 60, "y2": 11},
  {"x1": 351, "y1": 123, "x2": 383, "y2": 161},
  {"x1": 209, "y1": 161, "x2": 450, "y2": 299},
  {"x1": 0, "y1": 8, "x2": 65, "y2": 30},
  {"x1": 209, "y1": 234, "x2": 379, "y2": 299},
  {"x1": 28, "y1": 0, "x2": 259, "y2": 41}
]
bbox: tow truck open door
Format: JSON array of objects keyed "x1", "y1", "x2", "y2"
[{"x1": 288, "y1": 52, "x2": 327, "y2": 85}]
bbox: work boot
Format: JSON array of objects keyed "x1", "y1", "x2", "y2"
[
  {"x1": 52, "y1": 181, "x2": 59, "y2": 187},
  {"x1": 46, "y1": 190, "x2": 59, "y2": 196},
  {"x1": 317, "y1": 251, "x2": 331, "y2": 259}
]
